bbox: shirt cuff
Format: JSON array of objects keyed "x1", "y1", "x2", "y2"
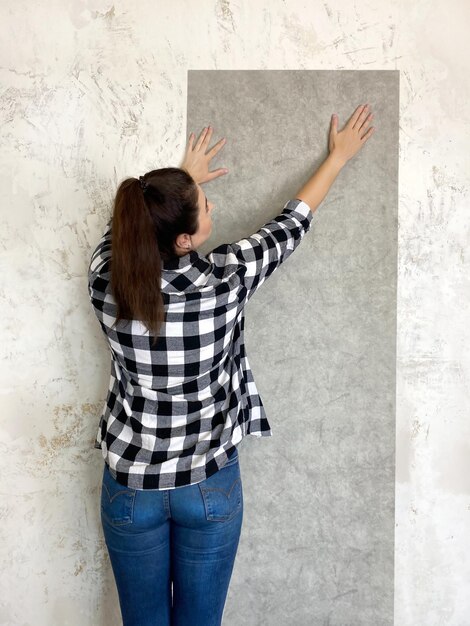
[{"x1": 283, "y1": 197, "x2": 317, "y2": 223}]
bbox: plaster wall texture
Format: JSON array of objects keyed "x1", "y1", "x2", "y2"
[{"x1": 1, "y1": 1, "x2": 468, "y2": 625}]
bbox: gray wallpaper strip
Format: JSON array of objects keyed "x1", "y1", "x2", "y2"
[{"x1": 188, "y1": 70, "x2": 399, "y2": 626}]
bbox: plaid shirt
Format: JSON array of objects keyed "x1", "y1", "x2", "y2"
[{"x1": 88, "y1": 197, "x2": 315, "y2": 490}]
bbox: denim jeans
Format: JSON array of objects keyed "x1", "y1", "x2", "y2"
[{"x1": 100, "y1": 446, "x2": 243, "y2": 626}]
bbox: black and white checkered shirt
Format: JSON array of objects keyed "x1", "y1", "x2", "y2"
[{"x1": 88, "y1": 197, "x2": 314, "y2": 489}]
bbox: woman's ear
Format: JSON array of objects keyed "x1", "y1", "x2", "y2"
[{"x1": 175, "y1": 234, "x2": 192, "y2": 251}]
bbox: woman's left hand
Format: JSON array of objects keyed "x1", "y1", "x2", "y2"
[{"x1": 180, "y1": 126, "x2": 228, "y2": 185}]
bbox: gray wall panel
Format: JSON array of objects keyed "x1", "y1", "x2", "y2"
[{"x1": 188, "y1": 69, "x2": 398, "y2": 625}]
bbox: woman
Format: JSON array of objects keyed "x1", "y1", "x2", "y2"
[{"x1": 88, "y1": 104, "x2": 374, "y2": 626}]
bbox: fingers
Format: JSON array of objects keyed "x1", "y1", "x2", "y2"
[
  {"x1": 194, "y1": 126, "x2": 221, "y2": 152},
  {"x1": 207, "y1": 136, "x2": 226, "y2": 158},
  {"x1": 206, "y1": 168, "x2": 229, "y2": 182},
  {"x1": 352, "y1": 104, "x2": 370, "y2": 130},
  {"x1": 202, "y1": 126, "x2": 213, "y2": 147},
  {"x1": 330, "y1": 113, "x2": 338, "y2": 134},
  {"x1": 360, "y1": 126, "x2": 375, "y2": 142},
  {"x1": 202, "y1": 127, "x2": 228, "y2": 159},
  {"x1": 346, "y1": 104, "x2": 366, "y2": 129},
  {"x1": 195, "y1": 127, "x2": 209, "y2": 151},
  {"x1": 192, "y1": 126, "x2": 227, "y2": 159},
  {"x1": 352, "y1": 104, "x2": 368, "y2": 127},
  {"x1": 359, "y1": 113, "x2": 374, "y2": 131},
  {"x1": 186, "y1": 132, "x2": 195, "y2": 151}
]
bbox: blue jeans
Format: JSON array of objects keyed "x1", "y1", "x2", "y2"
[{"x1": 100, "y1": 446, "x2": 243, "y2": 626}]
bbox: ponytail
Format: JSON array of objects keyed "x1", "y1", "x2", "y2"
[{"x1": 110, "y1": 168, "x2": 199, "y2": 347}]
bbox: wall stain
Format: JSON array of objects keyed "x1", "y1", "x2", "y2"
[
  {"x1": 91, "y1": 5, "x2": 116, "y2": 21},
  {"x1": 216, "y1": 0, "x2": 236, "y2": 33},
  {"x1": 37, "y1": 402, "x2": 102, "y2": 468}
]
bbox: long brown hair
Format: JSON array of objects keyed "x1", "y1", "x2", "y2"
[{"x1": 110, "y1": 167, "x2": 199, "y2": 346}]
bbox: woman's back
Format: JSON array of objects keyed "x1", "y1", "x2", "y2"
[{"x1": 88, "y1": 197, "x2": 315, "y2": 490}]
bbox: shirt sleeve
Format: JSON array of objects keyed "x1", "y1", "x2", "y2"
[
  {"x1": 87, "y1": 219, "x2": 112, "y2": 316},
  {"x1": 88, "y1": 219, "x2": 112, "y2": 276},
  {"x1": 206, "y1": 197, "x2": 316, "y2": 305}
]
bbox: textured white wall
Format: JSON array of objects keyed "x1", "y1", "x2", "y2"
[{"x1": 1, "y1": 1, "x2": 469, "y2": 625}]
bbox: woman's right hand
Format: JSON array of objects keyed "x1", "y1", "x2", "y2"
[{"x1": 328, "y1": 104, "x2": 375, "y2": 166}]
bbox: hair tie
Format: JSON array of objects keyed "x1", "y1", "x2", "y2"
[{"x1": 139, "y1": 175, "x2": 149, "y2": 192}]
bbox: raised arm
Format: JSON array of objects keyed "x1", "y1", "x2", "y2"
[{"x1": 295, "y1": 103, "x2": 375, "y2": 214}]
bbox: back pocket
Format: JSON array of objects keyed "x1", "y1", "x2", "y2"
[
  {"x1": 101, "y1": 463, "x2": 136, "y2": 527},
  {"x1": 198, "y1": 458, "x2": 243, "y2": 522}
]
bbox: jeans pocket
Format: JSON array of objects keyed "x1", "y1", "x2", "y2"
[
  {"x1": 101, "y1": 463, "x2": 136, "y2": 527},
  {"x1": 198, "y1": 457, "x2": 243, "y2": 522}
]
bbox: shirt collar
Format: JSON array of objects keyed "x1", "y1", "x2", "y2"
[
  {"x1": 160, "y1": 250, "x2": 215, "y2": 292},
  {"x1": 162, "y1": 250, "x2": 202, "y2": 271}
]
